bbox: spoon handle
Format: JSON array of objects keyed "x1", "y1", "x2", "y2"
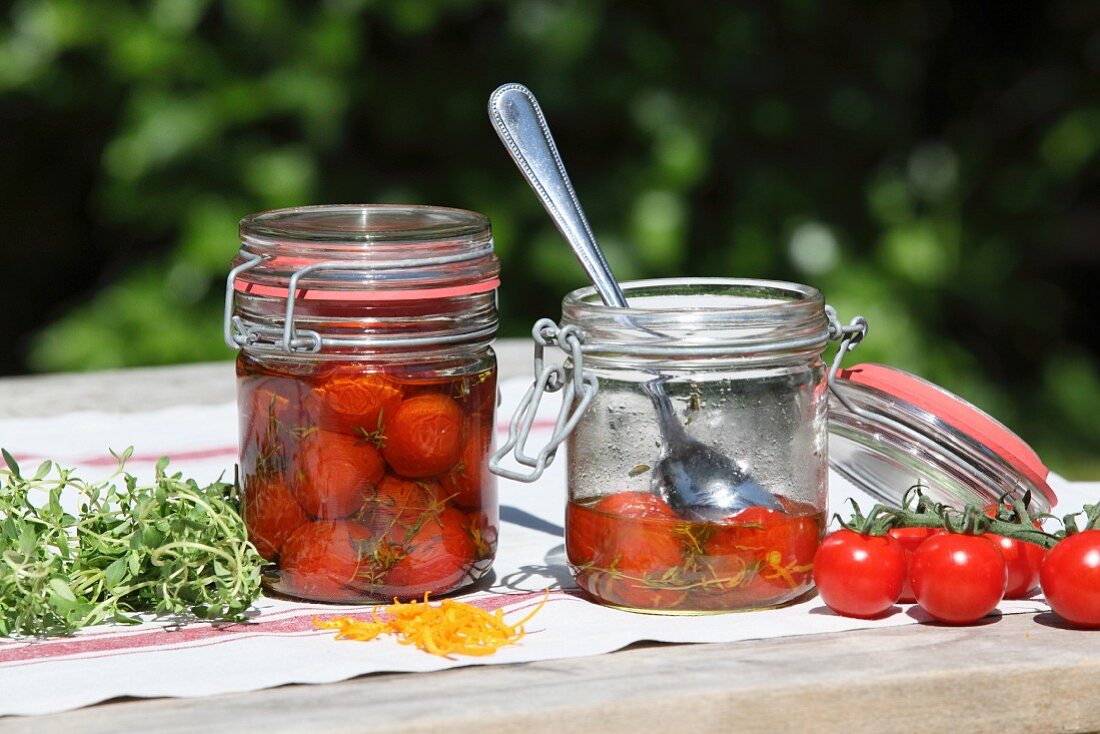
[{"x1": 488, "y1": 83, "x2": 627, "y2": 308}]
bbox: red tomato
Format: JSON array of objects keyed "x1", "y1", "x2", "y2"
[
  {"x1": 887, "y1": 526, "x2": 940, "y2": 603},
  {"x1": 279, "y1": 520, "x2": 374, "y2": 601},
  {"x1": 985, "y1": 534, "x2": 1045, "y2": 599},
  {"x1": 1040, "y1": 530, "x2": 1100, "y2": 628},
  {"x1": 243, "y1": 475, "x2": 309, "y2": 561},
  {"x1": 379, "y1": 507, "x2": 478, "y2": 598},
  {"x1": 465, "y1": 508, "x2": 498, "y2": 561},
  {"x1": 707, "y1": 506, "x2": 820, "y2": 605},
  {"x1": 440, "y1": 431, "x2": 495, "y2": 509},
  {"x1": 364, "y1": 474, "x2": 446, "y2": 527},
  {"x1": 910, "y1": 534, "x2": 1007, "y2": 624},
  {"x1": 565, "y1": 501, "x2": 602, "y2": 567},
  {"x1": 240, "y1": 376, "x2": 304, "y2": 467},
  {"x1": 579, "y1": 492, "x2": 685, "y2": 610},
  {"x1": 292, "y1": 430, "x2": 385, "y2": 519},
  {"x1": 315, "y1": 370, "x2": 403, "y2": 435},
  {"x1": 813, "y1": 530, "x2": 906, "y2": 619},
  {"x1": 382, "y1": 394, "x2": 465, "y2": 477}
]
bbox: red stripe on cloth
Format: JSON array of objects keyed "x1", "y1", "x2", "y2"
[
  {"x1": 0, "y1": 591, "x2": 571, "y2": 668},
  {"x1": 9, "y1": 446, "x2": 239, "y2": 467}
]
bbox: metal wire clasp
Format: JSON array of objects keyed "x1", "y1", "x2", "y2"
[
  {"x1": 488, "y1": 318, "x2": 599, "y2": 483},
  {"x1": 825, "y1": 305, "x2": 870, "y2": 415}
]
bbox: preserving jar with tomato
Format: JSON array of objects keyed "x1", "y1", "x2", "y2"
[
  {"x1": 225, "y1": 205, "x2": 500, "y2": 603},
  {"x1": 494, "y1": 278, "x2": 849, "y2": 614}
]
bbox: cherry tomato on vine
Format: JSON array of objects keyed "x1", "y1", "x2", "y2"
[
  {"x1": 887, "y1": 526, "x2": 940, "y2": 603},
  {"x1": 910, "y1": 534, "x2": 1006, "y2": 624},
  {"x1": 813, "y1": 530, "x2": 906, "y2": 619},
  {"x1": 1040, "y1": 530, "x2": 1100, "y2": 628},
  {"x1": 380, "y1": 507, "x2": 477, "y2": 598},
  {"x1": 984, "y1": 534, "x2": 1044, "y2": 599},
  {"x1": 243, "y1": 475, "x2": 309, "y2": 561},
  {"x1": 382, "y1": 394, "x2": 465, "y2": 477},
  {"x1": 293, "y1": 430, "x2": 385, "y2": 519},
  {"x1": 279, "y1": 520, "x2": 374, "y2": 600},
  {"x1": 315, "y1": 370, "x2": 403, "y2": 435}
]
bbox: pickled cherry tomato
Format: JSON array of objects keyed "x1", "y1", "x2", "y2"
[
  {"x1": 706, "y1": 506, "x2": 819, "y2": 603},
  {"x1": 380, "y1": 507, "x2": 477, "y2": 598},
  {"x1": 382, "y1": 394, "x2": 465, "y2": 477},
  {"x1": 280, "y1": 520, "x2": 373, "y2": 600},
  {"x1": 588, "y1": 493, "x2": 684, "y2": 609},
  {"x1": 243, "y1": 475, "x2": 309, "y2": 561},
  {"x1": 366, "y1": 474, "x2": 446, "y2": 526},
  {"x1": 293, "y1": 430, "x2": 385, "y2": 518},
  {"x1": 440, "y1": 431, "x2": 493, "y2": 508},
  {"x1": 315, "y1": 370, "x2": 403, "y2": 434}
]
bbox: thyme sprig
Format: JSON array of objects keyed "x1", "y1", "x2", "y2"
[{"x1": 0, "y1": 448, "x2": 264, "y2": 637}]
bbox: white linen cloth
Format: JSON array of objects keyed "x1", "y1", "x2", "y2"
[{"x1": 0, "y1": 377, "x2": 1092, "y2": 716}]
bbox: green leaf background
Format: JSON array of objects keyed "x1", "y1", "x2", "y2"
[{"x1": 0, "y1": 1, "x2": 1098, "y2": 476}]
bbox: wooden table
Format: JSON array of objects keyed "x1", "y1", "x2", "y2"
[{"x1": 3, "y1": 343, "x2": 1100, "y2": 733}]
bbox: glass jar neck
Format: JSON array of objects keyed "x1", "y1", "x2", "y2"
[
  {"x1": 560, "y1": 278, "x2": 828, "y2": 369},
  {"x1": 228, "y1": 205, "x2": 499, "y2": 357}
]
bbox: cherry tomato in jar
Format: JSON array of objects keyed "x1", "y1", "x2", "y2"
[
  {"x1": 440, "y1": 432, "x2": 493, "y2": 509},
  {"x1": 910, "y1": 534, "x2": 1007, "y2": 624},
  {"x1": 1040, "y1": 530, "x2": 1100, "y2": 628},
  {"x1": 577, "y1": 492, "x2": 685, "y2": 610},
  {"x1": 315, "y1": 370, "x2": 403, "y2": 435},
  {"x1": 813, "y1": 530, "x2": 906, "y2": 619},
  {"x1": 378, "y1": 507, "x2": 478, "y2": 599},
  {"x1": 984, "y1": 534, "x2": 1045, "y2": 599},
  {"x1": 365, "y1": 474, "x2": 446, "y2": 527},
  {"x1": 707, "y1": 506, "x2": 819, "y2": 605},
  {"x1": 243, "y1": 475, "x2": 309, "y2": 561},
  {"x1": 293, "y1": 430, "x2": 385, "y2": 519},
  {"x1": 887, "y1": 526, "x2": 940, "y2": 603},
  {"x1": 279, "y1": 520, "x2": 374, "y2": 601},
  {"x1": 382, "y1": 394, "x2": 465, "y2": 477}
]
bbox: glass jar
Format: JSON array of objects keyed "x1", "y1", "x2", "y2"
[
  {"x1": 523, "y1": 278, "x2": 832, "y2": 614},
  {"x1": 225, "y1": 204, "x2": 500, "y2": 603}
]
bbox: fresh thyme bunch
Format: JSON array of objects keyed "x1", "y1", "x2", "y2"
[{"x1": 0, "y1": 448, "x2": 263, "y2": 636}]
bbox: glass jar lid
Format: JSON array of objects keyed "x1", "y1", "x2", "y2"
[
  {"x1": 235, "y1": 204, "x2": 498, "y2": 300},
  {"x1": 225, "y1": 204, "x2": 499, "y2": 355},
  {"x1": 828, "y1": 362, "x2": 1056, "y2": 514}
]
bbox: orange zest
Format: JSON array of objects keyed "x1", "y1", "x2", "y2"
[{"x1": 314, "y1": 591, "x2": 549, "y2": 657}]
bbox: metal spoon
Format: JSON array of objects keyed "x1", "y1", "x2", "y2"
[{"x1": 488, "y1": 83, "x2": 781, "y2": 521}]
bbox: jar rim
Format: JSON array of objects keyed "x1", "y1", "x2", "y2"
[
  {"x1": 559, "y1": 278, "x2": 829, "y2": 365},
  {"x1": 561, "y1": 277, "x2": 824, "y2": 315},
  {"x1": 240, "y1": 204, "x2": 491, "y2": 246}
]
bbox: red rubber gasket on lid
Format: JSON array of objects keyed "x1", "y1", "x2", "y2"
[
  {"x1": 838, "y1": 363, "x2": 1054, "y2": 505},
  {"x1": 234, "y1": 278, "x2": 500, "y2": 301}
]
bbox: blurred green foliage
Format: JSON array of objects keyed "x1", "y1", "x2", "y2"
[{"x1": 1, "y1": 1, "x2": 1099, "y2": 475}]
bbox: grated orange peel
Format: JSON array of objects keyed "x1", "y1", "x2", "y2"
[{"x1": 314, "y1": 591, "x2": 548, "y2": 657}]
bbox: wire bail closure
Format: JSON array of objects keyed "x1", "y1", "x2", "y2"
[
  {"x1": 488, "y1": 318, "x2": 598, "y2": 482},
  {"x1": 491, "y1": 306, "x2": 868, "y2": 484},
  {"x1": 825, "y1": 305, "x2": 870, "y2": 417}
]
